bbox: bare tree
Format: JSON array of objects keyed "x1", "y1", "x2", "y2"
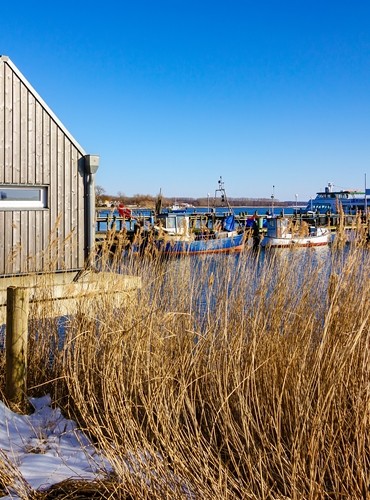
[{"x1": 95, "y1": 185, "x2": 106, "y2": 206}]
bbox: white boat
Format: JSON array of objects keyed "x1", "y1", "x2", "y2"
[
  {"x1": 304, "y1": 182, "x2": 369, "y2": 215},
  {"x1": 261, "y1": 217, "x2": 331, "y2": 248}
]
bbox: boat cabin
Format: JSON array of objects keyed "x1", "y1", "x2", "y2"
[
  {"x1": 266, "y1": 217, "x2": 319, "y2": 239},
  {"x1": 156, "y1": 213, "x2": 190, "y2": 236},
  {"x1": 305, "y1": 184, "x2": 369, "y2": 215},
  {"x1": 265, "y1": 217, "x2": 289, "y2": 239}
]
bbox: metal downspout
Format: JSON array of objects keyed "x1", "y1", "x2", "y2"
[{"x1": 84, "y1": 155, "x2": 100, "y2": 266}]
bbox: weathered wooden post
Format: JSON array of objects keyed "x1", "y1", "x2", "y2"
[{"x1": 5, "y1": 286, "x2": 30, "y2": 406}]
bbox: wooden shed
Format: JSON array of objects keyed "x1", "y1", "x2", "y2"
[{"x1": 0, "y1": 56, "x2": 98, "y2": 277}]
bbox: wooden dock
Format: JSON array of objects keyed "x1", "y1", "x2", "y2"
[{"x1": 95, "y1": 211, "x2": 370, "y2": 246}]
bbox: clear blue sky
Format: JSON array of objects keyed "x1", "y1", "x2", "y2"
[{"x1": 2, "y1": 1, "x2": 370, "y2": 201}]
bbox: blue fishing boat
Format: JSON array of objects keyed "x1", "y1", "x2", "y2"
[
  {"x1": 133, "y1": 178, "x2": 246, "y2": 255},
  {"x1": 157, "y1": 233, "x2": 245, "y2": 255},
  {"x1": 153, "y1": 212, "x2": 245, "y2": 255}
]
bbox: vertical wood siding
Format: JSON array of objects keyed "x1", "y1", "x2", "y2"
[{"x1": 0, "y1": 58, "x2": 86, "y2": 276}]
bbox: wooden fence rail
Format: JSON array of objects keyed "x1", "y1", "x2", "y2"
[{"x1": 1, "y1": 272, "x2": 141, "y2": 408}]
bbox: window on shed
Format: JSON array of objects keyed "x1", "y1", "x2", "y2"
[{"x1": 0, "y1": 186, "x2": 48, "y2": 209}]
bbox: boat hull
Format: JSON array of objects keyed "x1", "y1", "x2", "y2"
[
  {"x1": 157, "y1": 233, "x2": 245, "y2": 255},
  {"x1": 261, "y1": 233, "x2": 330, "y2": 248},
  {"x1": 261, "y1": 216, "x2": 331, "y2": 248}
]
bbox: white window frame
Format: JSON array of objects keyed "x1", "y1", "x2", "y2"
[{"x1": 0, "y1": 186, "x2": 48, "y2": 209}]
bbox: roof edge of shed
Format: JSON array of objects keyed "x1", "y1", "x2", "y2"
[{"x1": 0, "y1": 55, "x2": 87, "y2": 156}]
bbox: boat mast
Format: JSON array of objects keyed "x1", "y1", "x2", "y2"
[
  {"x1": 214, "y1": 176, "x2": 232, "y2": 212},
  {"x1": 155, "y1": 188, "x2": 163, "y2": 215},
  {"x1": 365, "y1": 173, "x2": 368, "y2": 221}
]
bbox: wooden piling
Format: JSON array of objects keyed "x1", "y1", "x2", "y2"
[{"x1": 5, "y1": 286, "x2": 30, "y2": 406}]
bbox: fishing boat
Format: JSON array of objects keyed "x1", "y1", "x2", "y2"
[
  {"x1": 260, "y1": 217, "x2": 331, "y2": 248},
  {"x1": 133, "y1": 178, "x2": 245, "y2": 255},
  {"x1": 153, "y1": 212, "x2": 245, "y2": 255}
]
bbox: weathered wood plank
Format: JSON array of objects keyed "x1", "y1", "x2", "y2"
[
  {"x1": 12, "y1": 210, "x2": 21, "y2": 273},
  {"x1": 4, "y1": 211, "x2": 14, "y2": 275},
  {"x1": 12, "y1": 74, "x2": 21, "y2": 184},
  {"x1": 20, "y1": 211, "x2": 28, "y2": 274},
  {"x1": 20, "y1": 82, "x2": 28, "y2": 183},
  {"x1": 77, "y1": 153, "x2": 85, "y2": 267},
  {"x1": 0, "y1": 61, "x2": 4, "y2": 183},
  {"x1": 42, "y1": 111, "x2": 51, "y2": 185},
  {"x1": 57, "y1": 128, "x2": 65, "y2": 270},
  {"x1": 0, "y1": 211, "x2": 4, "y2": 273},
  {"x1": 71, "y1": 146, "x2": 80, "y2": 269},
  {"x1": 49, "y1": 119, "x2": 58, "y2": 269},
  {"x1": 27, "y1": 93, "x2": 36, "y2": 184},
  {"x1": 4, "y1": 63, "x2": 13, "y2": 182},
  {"x1": 34, "y1": 210, "x2": 43, "y2": 271},
  {"x1": 0, "y1": 272, "x2": 141, "y2": 324},
  {"x1": 35, "y1": 101, "x2": 43, "y2": 183},
  {"x1": 27, "y1": 210, "x2": 36, "y2": 273},
  {"x1": 64, "y1": 138, "x2": 72, "y2": 269}
]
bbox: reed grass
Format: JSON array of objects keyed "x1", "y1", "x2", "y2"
[{"x1": 1, "y1": 230, "x2": 369, "y2": 498}]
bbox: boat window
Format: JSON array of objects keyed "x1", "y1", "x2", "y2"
[
  {"x1": 312, "y1": 203, "x2": 332, "y2": 210},
  {"x1": 0, "y1": 186, "x2": 48, "y2": 209},
  {"x1": 165, "y1": 217, "x2": 177, "y2": 230}
]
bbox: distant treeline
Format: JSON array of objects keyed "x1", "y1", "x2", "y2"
[
  {"x1": 181, "y1": 197, "x2": 303, "y2": 207},
  {"x1": 96, "y1": 187, "x2": 304, "y2": 208}
]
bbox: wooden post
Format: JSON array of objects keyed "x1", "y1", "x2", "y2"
[{"x1": 5, "y1": 286, "x2": 30, "y2": 405}]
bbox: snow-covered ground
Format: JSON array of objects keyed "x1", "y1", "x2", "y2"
[{"x1": 0, "y1": 395, "x2": 110, "y2": 498}]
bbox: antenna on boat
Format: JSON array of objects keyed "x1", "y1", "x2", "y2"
[
  {"x1": 271, "y1": 185, "x2": 275, "y2": 216},
  {"x1": 217, "y1": 176, "x2": 225, "y2": 197}
]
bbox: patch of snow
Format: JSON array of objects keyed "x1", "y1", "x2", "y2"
[{"x1": 0, "y1": 395, "x2": 111, "y2": 498}]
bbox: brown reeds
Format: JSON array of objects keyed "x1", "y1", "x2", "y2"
[{"x1": 1, "y1": 230, "x2": 369, "y2": 498}]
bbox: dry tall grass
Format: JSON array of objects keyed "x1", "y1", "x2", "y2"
[{"x1": 1, "y1": 232, "x2": 370, "y2": 499}]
